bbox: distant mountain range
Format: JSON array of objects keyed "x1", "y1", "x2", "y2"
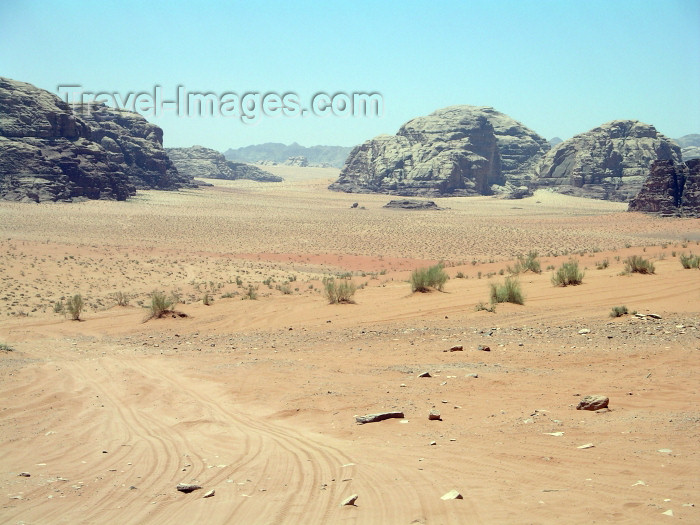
[
  {"x1": 223, "y1": 142, "x2": 352, "y2": 168},
  {"x1": 674, "y1": 134, "x2": 700, "y2": 160}
]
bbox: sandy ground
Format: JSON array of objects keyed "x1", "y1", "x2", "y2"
[{"x1": 0, "y1": 166, "x2": 699, "y2": 524}]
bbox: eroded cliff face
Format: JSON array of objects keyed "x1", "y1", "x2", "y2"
[
  {"x1": 534, "y1": 120, "x2": 682, "y2": 202},
  {"x1": 0, "y1": 77, "x2": 193, "y2": 202},
  {"x1": 329, "y1": 105, "x2": 549, "y2": 197},
  {"x1": 628, "y1": 159, "x2": 700, "y2": 217}
]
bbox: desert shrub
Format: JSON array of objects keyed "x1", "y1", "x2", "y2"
[
  {"x1": 202, "y1": 293, "x2": 212, "y2": 305},
  {"x1": 475, "y1": 301, "x2": 497, "y2": 313},
  {"x1": 624, "y1": 255, "x2": 655, "y2": 274},
  {"x1": 150, "y1": 291, "x2": 173, "y2": 318},
  {"x1": 0, "y1": 342, "x2": 13, "y2": 352},
  {"x1": 596, "y1": 259, "x2": 609, "y2": 270},
  {"x1": 610, "y1": 305, "x2": 629, "y2": 318},
  {"x1": 277, "y1": 284, "x2": 293, "y2": 295},
  {"x1": 221, "y1": 292, "x2": 236, "y2": 298},
  {"x1": 243, "y1": 285, "x2": 258, "y2": 300},
  {"x1": 113, "y1": 291, "x2": 129, "y2": 306},
  {"x1": 323, "y1": 278, "x2": 356, "y2": 304},
  {"x1": 509, "y1": 251, "x2": 541, "y2": 274},
  {"x1": 65, "y1": 294, "x2": 84, "y2": 321},
  {"x1": 53, "y1": 301, "x2": 64, "y2": 314},
  {"x1": 551, "y1": 260, "x2": 585, "y2": 286},
  {"x1": 679, "y1": 253, "x2": 700, "y2": 269},
  {"x1": 489, "y1": 277, "x2": 524, "y2": 305},
  {"x1": 410, "y1": 263, "x2": 449, "y2": 293},
  {"x1": 455, "y1": 271, "x2": 465, "y2": 279}
]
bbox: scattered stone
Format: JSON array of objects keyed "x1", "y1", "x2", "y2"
[
  {"x1": 441, "y1": 490, "x2": 463, "y2": 500},
  {"x1": 203, "y1": 489, "x2": 215, "y2": 498},
  {"x1": 430, "y1": 441, "x2": 437, "y2": 446},
  {"x1": 577, "y1": 443, "x2": 595, "y2": 449},
  {"x1": 351, "y1": 202, "x2": 358, "y2": 208},
  {"x1": 355, "y1": 412, "x2": 405, "y2": 424},
  {"x1": 661, "y1": 509, "x2": 673, "y2": 517},
  {"x1": 658, "y1": 448, "x2": 673, "y2": 454},
  {"x1": 647, "y1": 313, "x2": 662, "y2": 319},
  {"x1": 576, "y1": 395, "x2": 609, "y2": 411},
  {"x1": 418, "y1": 371, "x2": 432, "y2": 378},
  {"x1": 428, "y1": 409, "x2": 442, "y2": 421},
  {"x1": 176, "y1": 483, "x2": 202, "y2": 493},
  {"x1": 544, "y1": 432, "x2": 564, "y2": 437},
  {"x1": 578, "y1": 328, "x2": 591, "y2": 335},
  {"x1": 445, "y1": 345, "x2": 463, "y2": 352},
  {"x1": 631, "y1": 480, "x2": 646, "y2": 487},
  {"x1": 477, "y1": 345, "x2": 490, "y2": 352},
  {"x1": 465, "y1": 373, "x2": 479, "y2": 378},
  {"x1": 340, "y1": 494, "x2": 358, "y2": 507}
]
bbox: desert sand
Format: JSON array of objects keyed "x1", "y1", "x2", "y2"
[{"x1": 1, "y1": 166, "x2": 699, "y2": 524}]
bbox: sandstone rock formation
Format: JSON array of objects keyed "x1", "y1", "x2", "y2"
[
  {"x1": 0, "y1": 77, "x2": 194, "y2": 202},
  {"x1": 167, "y1": 146, "x2": 282, "y2": 182},
  {"x1": 628, "y1": 159, "x2": 700, "y2": 217},
  {"x1": 534, "y1": 121, "x2": 681, "y2": 201},
  {"x1": 382, "y1": 199, "x2": 441, "y2": 210},
  {"x1": 329, "y1": 106, "x2": 549, "y2": 197}
]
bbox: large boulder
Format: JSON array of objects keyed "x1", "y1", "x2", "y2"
[
  {"x1": 0, "y1": 77, "x2": 194, "y2": 202},
  {"x1": 629, "y1": 159, "x2": 700, "y2": 217},
  {"x1": 534, "y1": 120, "x2": 681, "y2": 201},
  {"x1": 329, "y1": 106, "x2": 549, "y2": 197},
  {"x1": 167, "y1": 145, "x2": 283, "y2": 182}
]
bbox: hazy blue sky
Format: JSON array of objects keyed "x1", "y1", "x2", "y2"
[{"x1": 2, "y1": 0, "x2": 699, "y2": 151}]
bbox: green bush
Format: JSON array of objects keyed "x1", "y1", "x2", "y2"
[
  {"x1": 202, "y1": 293, "x2": 212, "y2": 305},
  {"x1": 595, "y1": 259, "x2": 609, "y2": 270},
  {"x1": 113, "y1": 291, "x2": 129, "y2": 306},
  {"x1": 410, "y1": 263, "x2": 449, "y2": 292},
  {"x1": 509, "y1": 251, "x2": 541, "y2": 274},
  {"x1": 243, "y1": 285, "x2": 258, "y2": 300},
  {"x1": 489, "y1": 277, "x2": 524, "y2": 305},
  {"x1": 0, "y1": 343, "x2": 13, "y2": 352},
  {"x1": 610, "y1": 305, "x2": 629, "y2": 318},
  {"x1": 150, "y1": 291, "x2": 173, "y2": 318},
  {"x1": 624, "y1": 255, "x2": 655, "y2": 274},
  {"x1": 323, "y1": 278, "x2": 356, "y2": 304},
  {"x1": 66, "y1": 294, "x2": 84, "y2": 321},
  {"x1": 551, "y1": 260, "x2": 585, "y2": 286},
  {"x1": 679, "y1": 253, "x2": 700, "y2": 269}
]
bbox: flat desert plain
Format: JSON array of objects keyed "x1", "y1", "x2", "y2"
[{"x1": 1, "y1": 166, "x2": 699, "y2": 525}]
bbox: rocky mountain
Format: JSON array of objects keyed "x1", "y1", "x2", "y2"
[
  {"x1": 533, "y1": 120, "x2": 681, "y2": 201},
  {"x1": 167, "y1": 145, "x2": 282, "y2": 182},
  {"x1": 548, "y1": 137, "x2": 563, "y2": 146},
  {"x1": 628, "y1": 159, "x2": 700, "y2": 217},
  {"x1": 329, "y1": 105, "x2": 550, "y2": 197},
  {"x1": 224, "y1": 142, "x2": 351, "y2": 168},
  {"x1": 0, "y1": 77, "x2": 194, "y2": 202},
  {"x1": 674, "y1": 134, "x2": 700, "y2": 161}
]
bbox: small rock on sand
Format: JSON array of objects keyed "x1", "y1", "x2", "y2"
[
  {"x1": 340, "y1": 494, "x2": 358, "y2": 506},
  {"x1": 445, "y1": 345, "x2": 463, "y2": 352},
  {"x1": 477, "y1": 345, "x2": 490, "y2": 352},
  {"x1": 355, "y1": 411, "x2": 405, "y2": 424},
  {"x1": 576, "y1": 395, "x2": 609, "y2": 411},
  {"x1": 418, "y1": 371, "x2": 431, "y2": 378},
  {"x1": 203, "y1": 489, "x2": 215, "y2": 498},
  {"x1": 428, "y1": 409, "x2": 442, "y2": 421},
  {"x1": 18, "y1": 472, "x2": 30, "y2": 477},
  {"x1": 176, "y1": 483, "x2": 202, "y2": 493},
  {"x1": 441, "y1": 490, "x2": 463, "y2": 500}
]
